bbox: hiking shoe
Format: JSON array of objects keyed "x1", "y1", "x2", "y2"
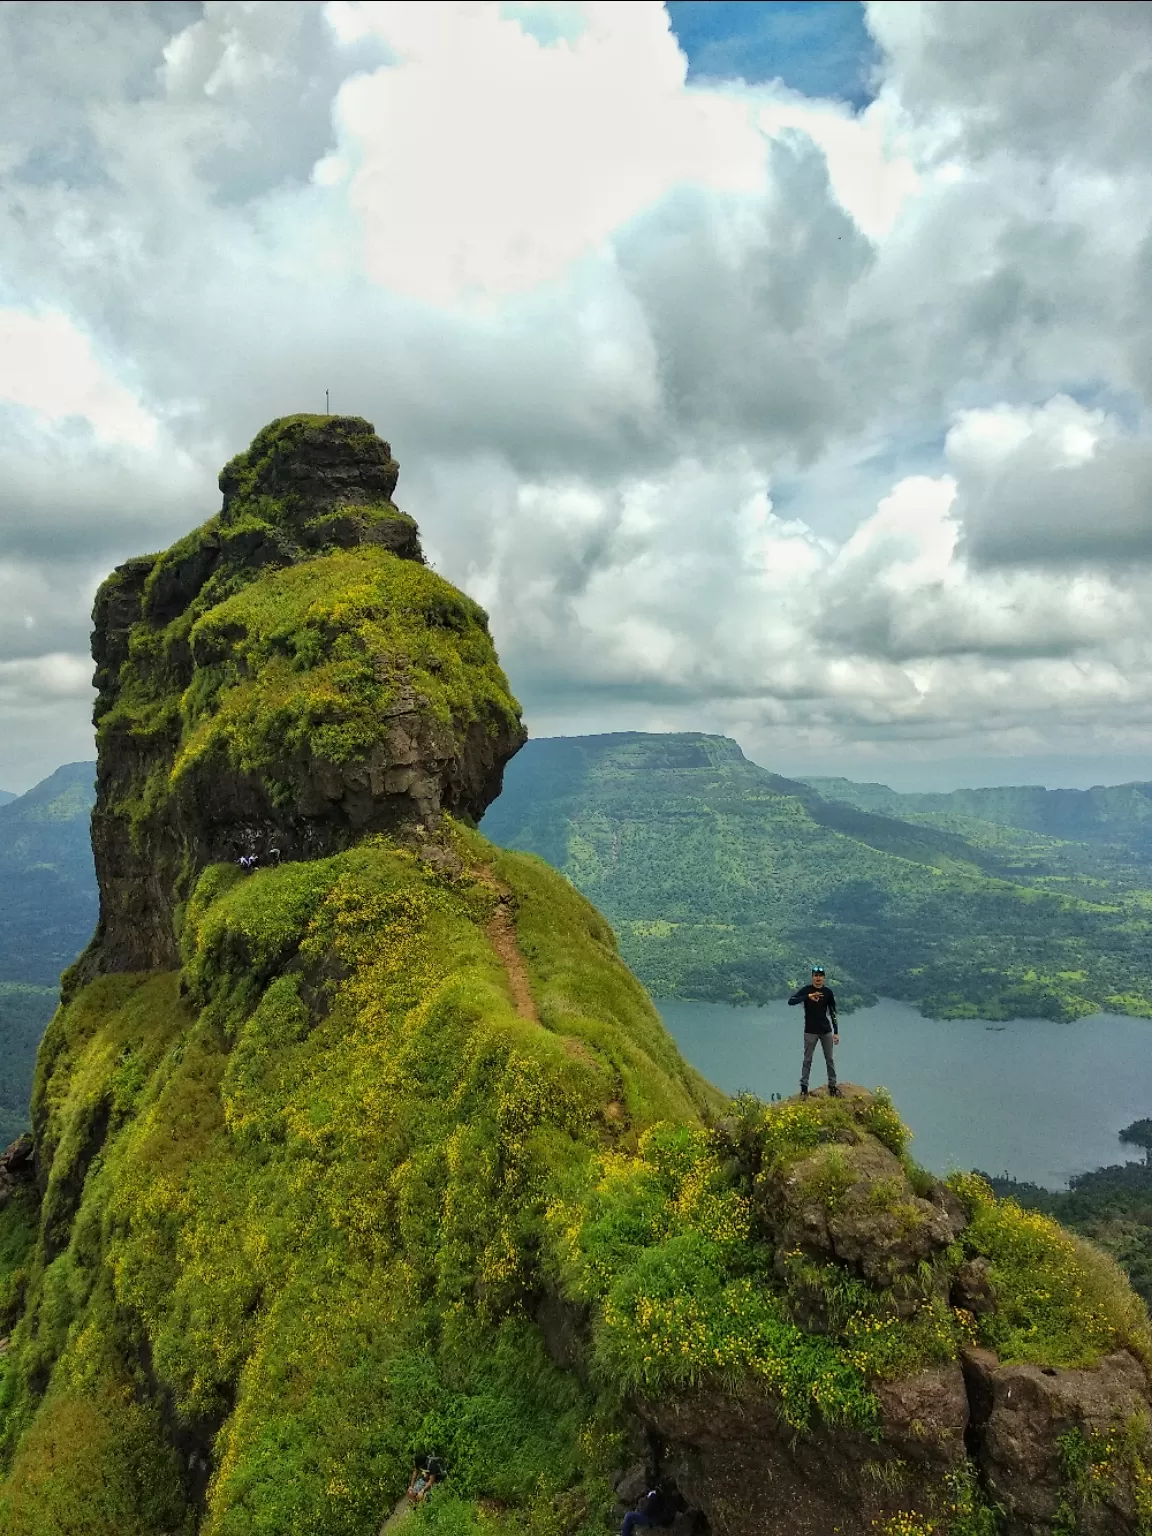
[
  {"x1": 828, "y1": 1085, "x2": 841, "y2": 1097},
  {"x1": 800, "y1": 1085, "x2": 809, "y2": 1096}
]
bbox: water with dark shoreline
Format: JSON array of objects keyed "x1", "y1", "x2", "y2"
[{"x1": 658, "y1": 995, "x2": 1152, "y2": 1190}]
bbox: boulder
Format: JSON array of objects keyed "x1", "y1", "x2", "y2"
[
  {"x1": 760, "y1": 1128, "x2": 959, "y2": 1289},
  {"x1": 963, "y1": 1346, "x2": 1152, "y2": 1534},
  {"x1": 613, "y1": 1463, "x2": 650, "y2": 1506},
  {"x1": 952, "y1": 1256, "x2": 997, "y2": 1316},
  {"x1": 647, "y1": 1367, "x2": 969, "y2": 1536}
]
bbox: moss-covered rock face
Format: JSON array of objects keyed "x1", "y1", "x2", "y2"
[
  {"x1": 81, "y1": 414, "x2": 526, "y2": 975},
  {"x1": 1, "y1": 827, "x2": 720, "y2": 1536}
]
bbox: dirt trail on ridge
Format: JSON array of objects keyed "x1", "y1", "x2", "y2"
[
  {"x1": 486, "y1": 901, "x2": 539, "y2": 1022},
  {"x1": 473, "y1": 865, "x2": 539, "y2": 1023}
]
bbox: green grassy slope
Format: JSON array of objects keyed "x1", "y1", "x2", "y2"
[
  {"x1": 0, "y1": 827, "x2": 721, "y2": 1535},
  {"x1": 3, "y1": 827, "x2": 1143, "y2": 1536},
  {"x1": 985, "y1": 1158, "x2": 1152, "y2": 1312},
  {"x1": 481, "y1": 732, "x2": 1152, "y2": 1021}
]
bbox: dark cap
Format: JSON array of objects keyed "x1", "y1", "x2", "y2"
[{"x1": 811, "y1": 964, "x2": 825, "y2": 975}]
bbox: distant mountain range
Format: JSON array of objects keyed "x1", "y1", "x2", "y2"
[
  {"x1": 0, "y1": 790, "x2": 16, "y2": 806},
  {"x1": 482, "y1": 731, "x2": 1152, "y2": 1022},
  {"x1": 0, "y1": 761, "x2": 98, "y2": 987},
  {"x1": 0, "y1": 761, "x2": 97, "y2": 1142},
  {"x1": 804, "y1": 776, "x2": 1152, "y2": 858}
]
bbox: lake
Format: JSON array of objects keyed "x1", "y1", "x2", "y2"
[{"x1": 657, "y1": 996, "x2": 1152, "y2": 1189}]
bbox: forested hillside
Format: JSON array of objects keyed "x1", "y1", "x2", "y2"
[
  {"x1": 0, "y1": 763, "x2": 97, "y2": 1140},
  {"x1": 482, "y1": 732, "x2": 1152, "y2": 1020}
]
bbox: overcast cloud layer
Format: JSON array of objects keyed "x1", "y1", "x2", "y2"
[{"x1": 2, "y1": 0, "x2": 1152, "y2": 791}]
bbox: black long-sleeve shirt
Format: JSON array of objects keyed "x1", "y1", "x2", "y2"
[{"x1": 788, "y1": 984, "x2": 838, "y2": 1035}]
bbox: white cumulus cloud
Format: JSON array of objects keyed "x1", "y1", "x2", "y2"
[{"x1": 0, "y1": 0, "x2": 1151, "y2": 791}]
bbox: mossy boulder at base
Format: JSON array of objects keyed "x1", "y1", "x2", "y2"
[
  {"x1": 3, "y1": 416, "x2": 1152, "y2": 1536},
  {"x1": 80, "y1": 414, "x2": 526, "y2": 975}
]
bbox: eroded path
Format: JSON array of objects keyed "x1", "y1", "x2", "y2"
[
  {"x1": 476, "y1": 866, "x2": 539, "y2": 1023},
  {"x1": 486, "y1": 900, "x2": 539, "y2": 1022}
]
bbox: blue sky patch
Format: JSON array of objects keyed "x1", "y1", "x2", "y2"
[{"x1": 665, "y1": 1, "x2": 878, "y2": 108}]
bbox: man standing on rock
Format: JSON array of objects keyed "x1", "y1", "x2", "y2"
[{"x1": 788, "y1": 965, "x2": 839, "y2": 1097}]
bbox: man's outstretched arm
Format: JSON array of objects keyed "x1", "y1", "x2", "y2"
[{"x1": 787, "y1": 987, "x2": 806, "y2": 1005}]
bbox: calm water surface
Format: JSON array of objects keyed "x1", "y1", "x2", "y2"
[{"x1": 657, "y1": 997, "x2": 1152, "y2": 1189}]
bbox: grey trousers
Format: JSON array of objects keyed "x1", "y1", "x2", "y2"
[{"x1": 801, "y1": 1031, "x2": 836, "y2": 1089}]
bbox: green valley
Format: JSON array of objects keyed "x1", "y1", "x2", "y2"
[{"x1": 481, "y1": 732, "x2": 1152, "y2": 1021}]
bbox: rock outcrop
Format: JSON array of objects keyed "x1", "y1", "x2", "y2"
[
  {"x1": 964, "y1": 1346, "x2": 1152, "y2": 1534},
  {"x1": 627, "y1": 1088, "x2": 1152, "y2": 1536},
  {"x1": 0, "y1": 1134, "x2": 34, "y2": 1212},
  {"x1": 77, "y1": 414, "x2": 526, "y2": 976}
]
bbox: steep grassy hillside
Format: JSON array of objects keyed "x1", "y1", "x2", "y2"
[
  {"x1": 481, "y1": 733, "x2": 1152, "y2": 1021},
  {"x1": 1, "y1": 825, "x2": 723, "y2": 1535},
  {"x1": 4, "y1": 418, "x2": 1152, "y2": 1536}
]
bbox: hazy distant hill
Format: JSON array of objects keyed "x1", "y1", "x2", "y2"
[
  {"x1": 0, "y1": 760, "x2": 98, "y2": 987},
  {"x1": 804, "y1": 775, "x2": 1152, "y2": 858},
  {"x1": 0, "y1": 790, "x2": 15, "y2": 806},
  {"x1": 0, "y1": 983, "x2": 56, "y2": 1144},
  {"x1": 482, "y1": 731, "x2": 1152, "y2": 1021},
  {"x1": 0, "y1": 762, "x2": 97, "y2": 1140}
]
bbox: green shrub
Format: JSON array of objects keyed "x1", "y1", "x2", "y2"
[
  {"x1": 953, "y1": 1175, "x2": 1152, "y2": 1369},
  {"x1": 0, "y1": 1383, "x2": 190, "y2": 1536}
]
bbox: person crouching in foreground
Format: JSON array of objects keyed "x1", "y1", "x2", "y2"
[
  {"x1": 620, "y1": 1488, "x2": 669, "y2": 1535},
  {"x1": 788, "y1": 964, "x2": 839, "y2": 1097}
]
